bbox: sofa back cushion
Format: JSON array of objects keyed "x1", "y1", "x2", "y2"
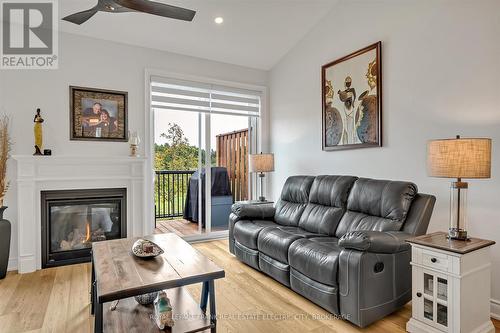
[
  {"x1": 274, "y1": 176, "x2": 315, "y2": 226},
  {"x1": 298, "y1": 175, "x2": 358, "y2": 235},
  {"x1": 335, "y1": 178, "x2": 418, "y2": 237}
]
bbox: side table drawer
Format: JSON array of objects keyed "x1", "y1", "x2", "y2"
[
  {"x1": 421, "y1": 249, "x2": 449, "y2": 271},
  {"x1": 413, "y1": 247, "x2": 451, "y2": 272}
]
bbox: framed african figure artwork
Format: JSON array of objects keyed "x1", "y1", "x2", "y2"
[
  {"x1": 70, "y1": 86, "x2": 128, "y2": 141},
  {"x1": 322, "y1": 41, "x2": 382, "y2": 151}
]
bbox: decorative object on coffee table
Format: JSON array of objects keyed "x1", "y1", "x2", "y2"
[
  {"x1": 70, "y1": 86, "x2": 128, "y2": 141},
  {"x1": 0, "y1": 115, "x2": 11, "y2": 279},
  {"x1": 128, "y1": 131, "x2": 140, "y2": 157},
  {"x1": 427, "y1": 136, "x2": 491, "y2": 240},
  {"x1": 134, "y1": 291, "x2": 159, "y2": 305},
  {"x1": 153, "y1": 290, "x2": 174, "y2": 329},
  {"x1": 322, "y1": 42, "x2": 382, "y2": 151},
  {"x1": 33, "y1": 108, "x2": 44, "y2": 155},
  {"x1": 249, "y1": 153, "x2": 274, "y2": 201},
  {"x1": 131, "y1": 238, "x2": 164, "y2": 258},
  {"x1": 406, "y1": 232, "x2": 495, "y2": 333}
]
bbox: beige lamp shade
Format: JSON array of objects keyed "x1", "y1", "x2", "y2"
[
  {"x1": 427, "y1": 137, "x2": 491, "y2": 179},
  {"x1": 249, "y1": 153, "x2": 274, "y2": 173}
]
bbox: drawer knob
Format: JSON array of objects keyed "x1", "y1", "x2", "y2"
[
  {"x1": 416, "y1": 292, "x2": 422, "y2": 297},
  {"x1": 431, "y1": 258, "x2": 437, "y2": 263}
]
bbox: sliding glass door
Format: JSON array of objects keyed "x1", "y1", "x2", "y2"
[{"x1": 151, "y1": 76, "x2": 261, "y2": 239}]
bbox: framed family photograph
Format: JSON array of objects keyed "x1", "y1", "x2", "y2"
[
  {"x1": 322, "y1": 41, "x2": 382, "y2": 151},
  {"x1": 70, "y1": 86, "x2": 128, "y2": 141}
]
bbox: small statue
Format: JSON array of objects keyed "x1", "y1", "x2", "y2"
[
  {"x1": 33, "y1": 108, "x2": 44, "y2": 155},
  {"x1": 152, "y1": 291, "x2": 174, "y2": 329}
]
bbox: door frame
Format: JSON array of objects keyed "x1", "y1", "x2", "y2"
[{"x1": 144, "y1": 68, "x2": 268, "y2": 238}]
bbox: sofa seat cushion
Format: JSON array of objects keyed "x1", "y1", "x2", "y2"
[
  {"x1": 288, "y1": 237, "x2": 341, "y2": 287},
  {"x1": 276, "y1": 226, "x2": 324, "y2": 238},
  {"x1": 233, "y1": 220, "x2": 277, "y2": 250},
  {"x1": 257, "y1": 227, "x2": 308, "y2": 263}
]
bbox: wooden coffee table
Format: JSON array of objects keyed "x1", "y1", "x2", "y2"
[{"x1": 90, "y1": 233, "x2": 225, "y2": 332}]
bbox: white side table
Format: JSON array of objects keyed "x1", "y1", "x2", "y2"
[{"x1": 406, "y1": 232, "x2": 495, "y2": 333}]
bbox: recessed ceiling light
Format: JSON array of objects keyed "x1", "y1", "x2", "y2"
[{"x1": 214, "y1": 17, "x2": 224, "y2": 24}]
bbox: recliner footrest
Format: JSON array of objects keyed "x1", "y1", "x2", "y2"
[
  {"x1": 234, "y1": 240, "x2": 260, "y2": 270},
  {"x1": 290, "y1": 268, "x2": 339, "y2": 315},
  {"x1": 259, "y1": 253, "x2": 290, "y2": 287}
]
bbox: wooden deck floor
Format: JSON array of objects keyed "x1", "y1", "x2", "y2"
[
  {"x1": 154, "y1": 218, "x2": 200, "y2": 236},
  {"x1": 154, "y1": 218, "x2": 227, "y2": 237},
  {"x1": 0, "y1": 239, "x2": 499, "y2": 332}
]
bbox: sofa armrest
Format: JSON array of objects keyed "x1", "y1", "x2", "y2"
[
  {"x1": 231, "y1": 202, "x2": 275, "y2": 220},
  {"x1": 338, "y1": 231, "x2": 411, "y2": 254}
]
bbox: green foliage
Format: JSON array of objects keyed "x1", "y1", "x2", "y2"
[
  {"x1": 154, "y1": 123, "x2": 215, "y2": 218},
  {"x1": 155, "y1": 123, "x2": 215, "y2": 171}
]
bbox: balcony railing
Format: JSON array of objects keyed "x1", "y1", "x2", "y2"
[
  {"x1": 155, "y1": 128, "x2": 250, "y2": 222},
  {"x1": 155, "y1": 170, "x2": 195, "y2": 219}
]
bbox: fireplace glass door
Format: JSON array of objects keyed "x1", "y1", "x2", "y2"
[
  {"x1": 41, "y1": 188, "x2": 126, "y2": 268},
  {"x1": 50, "y1": 201, "x2": 121, "y2": 253}
]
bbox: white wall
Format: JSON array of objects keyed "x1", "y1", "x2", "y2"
[
  {"x1": 269, "y1": 0, "x2": 500, "y2": 314},
  {"x1": 0, "y1": 32, "x2": 268, "y2": 270}
]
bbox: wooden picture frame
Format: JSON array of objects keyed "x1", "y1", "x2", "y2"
[
  {"x1": 322, "y1": 41, "x2": 382, "y2": 151},
  {"x1": 70, "y1": 86, "x2": 128, "y2": 142}
]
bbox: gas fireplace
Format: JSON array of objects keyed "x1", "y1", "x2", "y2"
[{"x1": 41, "y1": 188, "x2": 126, "y2": 268}]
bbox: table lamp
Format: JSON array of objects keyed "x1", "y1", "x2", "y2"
[
  {"x1": 427, "y1": 135, "x2": 491, "y2": 240},
  {"x1": 249, "y1": 153, "x2": 274, "y2": 202}
]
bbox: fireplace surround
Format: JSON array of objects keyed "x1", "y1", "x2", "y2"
[
  {"x1": 13, "y1": 155, "x2": 147, "y2": 273},
  {"x1": 41, "y1": 188, "x2": 126, "y2": 268}
]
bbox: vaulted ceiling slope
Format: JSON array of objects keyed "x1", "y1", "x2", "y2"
[{"x1": 59, "y1": 0, "x2": 337, "y2": 70}]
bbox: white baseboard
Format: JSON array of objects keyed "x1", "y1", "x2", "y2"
[
  {"x1": 491, "y1": 298, "x2": 500, "y2": 320},
  {"x1": 7, "y1": 257, "x2": 17, "y2": 271}
]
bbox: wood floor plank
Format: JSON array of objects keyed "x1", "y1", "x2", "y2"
[
  {"x1": 3, "y1": 269, "x2": 56, "y2": 332},
  {"x1": 40, "y1": 265, "x2": 71, "y2": 333},
  {"x1": 1, "y1": 239, "x2": 499, "y2": 333},
  {"x1": 0, "y1": 271, "x2": 21, "y2": 315}
]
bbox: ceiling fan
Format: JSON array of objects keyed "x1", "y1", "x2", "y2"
[{"x1": 62, "y1": 0, "x2": 196, "y2": 25}]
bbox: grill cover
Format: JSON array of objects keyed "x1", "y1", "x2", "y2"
[{"x1": 183, "y1": 167, "x2": 232, "y2": 225}]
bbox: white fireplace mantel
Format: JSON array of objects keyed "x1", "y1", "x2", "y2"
[{"x1": 13, "y1": 155, "x2": 148, "y2": 273}]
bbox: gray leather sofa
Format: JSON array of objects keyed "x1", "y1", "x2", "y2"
[{"x1": 228, "y1": 175, "x2": 435, "y2": 327}]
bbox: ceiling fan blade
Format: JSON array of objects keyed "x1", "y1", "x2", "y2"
[
  {"x1": 115, "y1": 0, "x2": 196, "y2": 21},
  {"x1": 62, "y1": 8, "x2": 99, "y2": 25}
]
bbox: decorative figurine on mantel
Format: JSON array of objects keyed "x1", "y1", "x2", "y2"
[
  {"x1": 152, "y1": 290, "x2": 174, "y2": 329},
  {"x1": 33, "y1": 108, "x2": 44, "y2": 155}
]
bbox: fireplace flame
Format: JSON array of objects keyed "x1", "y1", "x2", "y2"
[{"x1": 84, "y1": 222, "x2": 91, "y2": 243}]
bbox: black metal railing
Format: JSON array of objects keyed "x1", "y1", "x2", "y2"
[{"x1": 155, "y1": 170, "x2": 195, "y2": 220}]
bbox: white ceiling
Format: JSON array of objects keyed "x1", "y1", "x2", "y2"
[{"x1": 59, "y1": 0, "x2": 337, "y2": 70}]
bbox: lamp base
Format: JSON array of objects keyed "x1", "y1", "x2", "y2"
[{"x1": 447, "y1": 228, "x2": 469, "y2": 241}]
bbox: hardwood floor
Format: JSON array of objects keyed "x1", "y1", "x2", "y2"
[{"x1": 1, "y1": 239, "x2": 499, "y2": 332}]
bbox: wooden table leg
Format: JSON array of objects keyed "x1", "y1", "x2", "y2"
[
  {"x1": 94, "y1": 301, "x2": 103, "y2": 333},
  {"x1": 209, "y1": 280, "x2": 217, "y2": 333},
  {"x1": 200, "y1": 281, "x2": 209, "y2": 313}
]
